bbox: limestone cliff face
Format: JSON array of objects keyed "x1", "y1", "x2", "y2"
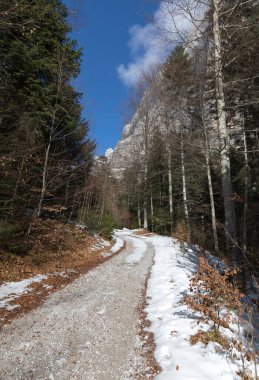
[
  {"x1": 105, "y1": 122, "x2": 137, "y2": 178},
  {"x1": 106, "y1": 85, "x2": 164, "y2": 178}
]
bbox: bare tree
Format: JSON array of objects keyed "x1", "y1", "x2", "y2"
[{"x1": 160, "y1": 0, "x2": 243, "y2": 260}]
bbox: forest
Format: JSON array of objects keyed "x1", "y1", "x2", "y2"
[
  {"x1": 96, "y1": 0, "x2": 259, "y2": 278},
  {"x1": 0, "y1": 0, "x2": 258, "y2": 282},
  {"x1": 0, "y1": 0, "x2": 97, "y2": 274},
  {"x1": 1, "y1": 2, "x2": 258, "y2": 378}
]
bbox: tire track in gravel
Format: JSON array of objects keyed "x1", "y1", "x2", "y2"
[{"x1": 0, "y1": 233, "x2": 154, "y2": 380}]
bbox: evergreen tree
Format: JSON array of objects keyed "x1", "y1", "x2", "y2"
[{"x1": 0, "y1": 0, "x2": 95, "y2": 220}]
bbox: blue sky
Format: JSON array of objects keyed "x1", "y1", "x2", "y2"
[{"x1": 64, "y1": 0, "x2": 172, "y2": 155}]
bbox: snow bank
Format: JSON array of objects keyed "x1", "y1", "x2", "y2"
[
  {"x1": 144, "y1": 235, "x2": 255, "y2": 380},
  {"x1": 125, "y1": 236, "x2": 147, "y2": 264},
  {"x1": 101, "y1": 235, "x2": 125, "y2": 258},
  {"x1": 111, "y1": 236, "x2": 124, "y2": 253},
  {"x1": 113, "y1": 229, "x2": 147, "y2": 264},
  {"x1": 0, "y1": 275, "x2": 48, "y2": 310}
]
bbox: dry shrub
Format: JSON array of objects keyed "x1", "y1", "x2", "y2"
[
  {"x1": 173, "y1": 221, "x2": 188, "y2": 243},
  {"x1": 185, "y1": 256, "x2": 242, "y2": 330},
  {"x1": 237, "y1": 370, "x2": 256, "y2": 380},
  {"x1": 190, "y1": 329, "x2": 230, "y2": 349},
  {"x1": 185, "y1": 255, "x2": 258, "y2": 378},
  {"x1": 135, "y1": 230, "x2": 154, "y2": 236}
]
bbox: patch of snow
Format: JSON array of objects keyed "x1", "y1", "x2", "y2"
[
  {"x1": 101, "y1": 252, "x2": 113, "y2": 258},
  {"x1": 111, "y1": 236, "x2": 124, "y2": 253},
  {"x1": 0, "y1": 275, "x2": 48, "y2": 310},
  {"x1": 144, "y1": 235, "x2": 256, "y2": 380},
  {"x1": 91, "y1": 237, "x2": 111, "y2": 253},
  {"x1": 101, "y1": 235, "x2": 125, "y2": 258},
  {"x1": 125, "y1": 236, "x2": 147, "y2": 264}
]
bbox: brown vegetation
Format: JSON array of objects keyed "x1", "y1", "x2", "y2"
[
  {"x1": 185, "y1": 254, "x2": 258, "y2": 378},
  {"x1": 0, "y1": 219, "x2": 124, "y2": 328},
  {"x1": 136, "y1": 266, "x2": 161, "y2": 379},
  {"x1": 0, "y1": 219, "x2": 107, "y2": 282}
]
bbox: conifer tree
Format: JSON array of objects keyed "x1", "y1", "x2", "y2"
[{"x1": 0, "y1": 0, "x2": 95, "y2": 220}]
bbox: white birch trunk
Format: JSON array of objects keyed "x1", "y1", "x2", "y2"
[
  {"x1": 143, "y1": 162, "x2": 148, "y2": 230},
  {"x1": 212, "y1": 0, "x2": 237, "y2": 259},
  {"x1": 204, "y1": 126, "x2": 219, "y2": 252},
  {"x1": 180, "y1": 132, "x2": 190, "y2": 242}
]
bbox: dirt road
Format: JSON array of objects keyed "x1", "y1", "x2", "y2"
[{"x1": 0, "y1": 233, "x2": 154, "y2": 380}]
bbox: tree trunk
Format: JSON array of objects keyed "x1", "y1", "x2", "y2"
[
  {"x1": 180, "y1": 132, "x2": 190, "y2": 242},
  {"x1": 37, "y1": 141, "x2": 51, "y2": 217},
  {"x1": 143, "y1": 162, "x2": 148, "y2": 230},
  {"x1": 243, "y1": 122, "x2": 249, "y2": 253},
  {"x1": 150, "y1": 185, "x2": 154, "y2": 232},
  {"x1": 36, "y1": 60, "x2": 62, "y2": 218},
  {"x1": 143, "y1": 202, "x2": 148, "y2": 229},
  {"x1": 12, "y1": 156, "x2": 25, "y2": 201},
  {"x1": 137, "y1": 203, "x2": 142, "y2": 228},
  {"x1": 167, "y1": 146, "x2": 173, "y2": 232},
  {"x1": 99, "y1": 173, "x2": 108, "y2": 229},
  {"x1": 212, "y1": 0, "x2": 237, "y2": 261},
  {"x1": 204, "y1": 126, "x2": 219, "y2": 252}
]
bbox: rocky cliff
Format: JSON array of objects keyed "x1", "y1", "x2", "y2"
[{"x1": 106, "y1": 105, "x2": 150, "y2": 178}]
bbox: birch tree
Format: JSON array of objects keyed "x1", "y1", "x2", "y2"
[{"x1": 161, "y1": 0, "x2": 242, "y2": 260}]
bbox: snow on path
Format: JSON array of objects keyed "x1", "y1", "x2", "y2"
[
  {"x1": 112, "y1": 229, "x2": 146, "y2": 264},
  {"x1": 0, "y1": 231, "x2": 154, "y2": 380},
  {"x1": 124, "y1": 236, "x2": 147, "y2": 264},
  {"x1": 100, "y1": 234, "x2": 124, "y2": 257},
  {"x1": 144, "y1": 235, "x2": 255, "y2": 380},
  {"x1": 1, "y1": 231, "x2": 254, "y2": 380},
  {"x1": 111, "y1": 235, "x2": 124, "y2": 253}
]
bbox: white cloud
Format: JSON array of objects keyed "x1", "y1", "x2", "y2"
[
  {"x1": 117, "y1": 3, "x2": 173, "y2": 87},
  {"x1": 117, "y1": 1, "x2": 206, "y2": 87}
]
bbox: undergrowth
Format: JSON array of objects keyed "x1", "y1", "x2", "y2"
[
  {"x1": 0, "y1": 219, "x2": 97, "y2": 282},
  {"x1": 190, "y1": 329, "x2": 230, "y2": 349},
  {"x1": 185, "y1": 254, "x2": 258, "y2": 379}
]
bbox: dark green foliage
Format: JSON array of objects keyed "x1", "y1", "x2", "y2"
[
  {"x1": 99, "y1": 213, "x2": 117, "y2": 240},
  {"x1": 81, "y1": 210, "x2": 117, "y2": 240},
  {"x1": 0, "y1": 0, "x2": 95, "y2": 221},
  {"x1": 0, "y1": 220, "x2": 27, "y2": 256}
]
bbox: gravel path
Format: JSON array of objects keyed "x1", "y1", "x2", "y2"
[{"x1": 0, "y1": 234, "x2": 154, "y2": 380}]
